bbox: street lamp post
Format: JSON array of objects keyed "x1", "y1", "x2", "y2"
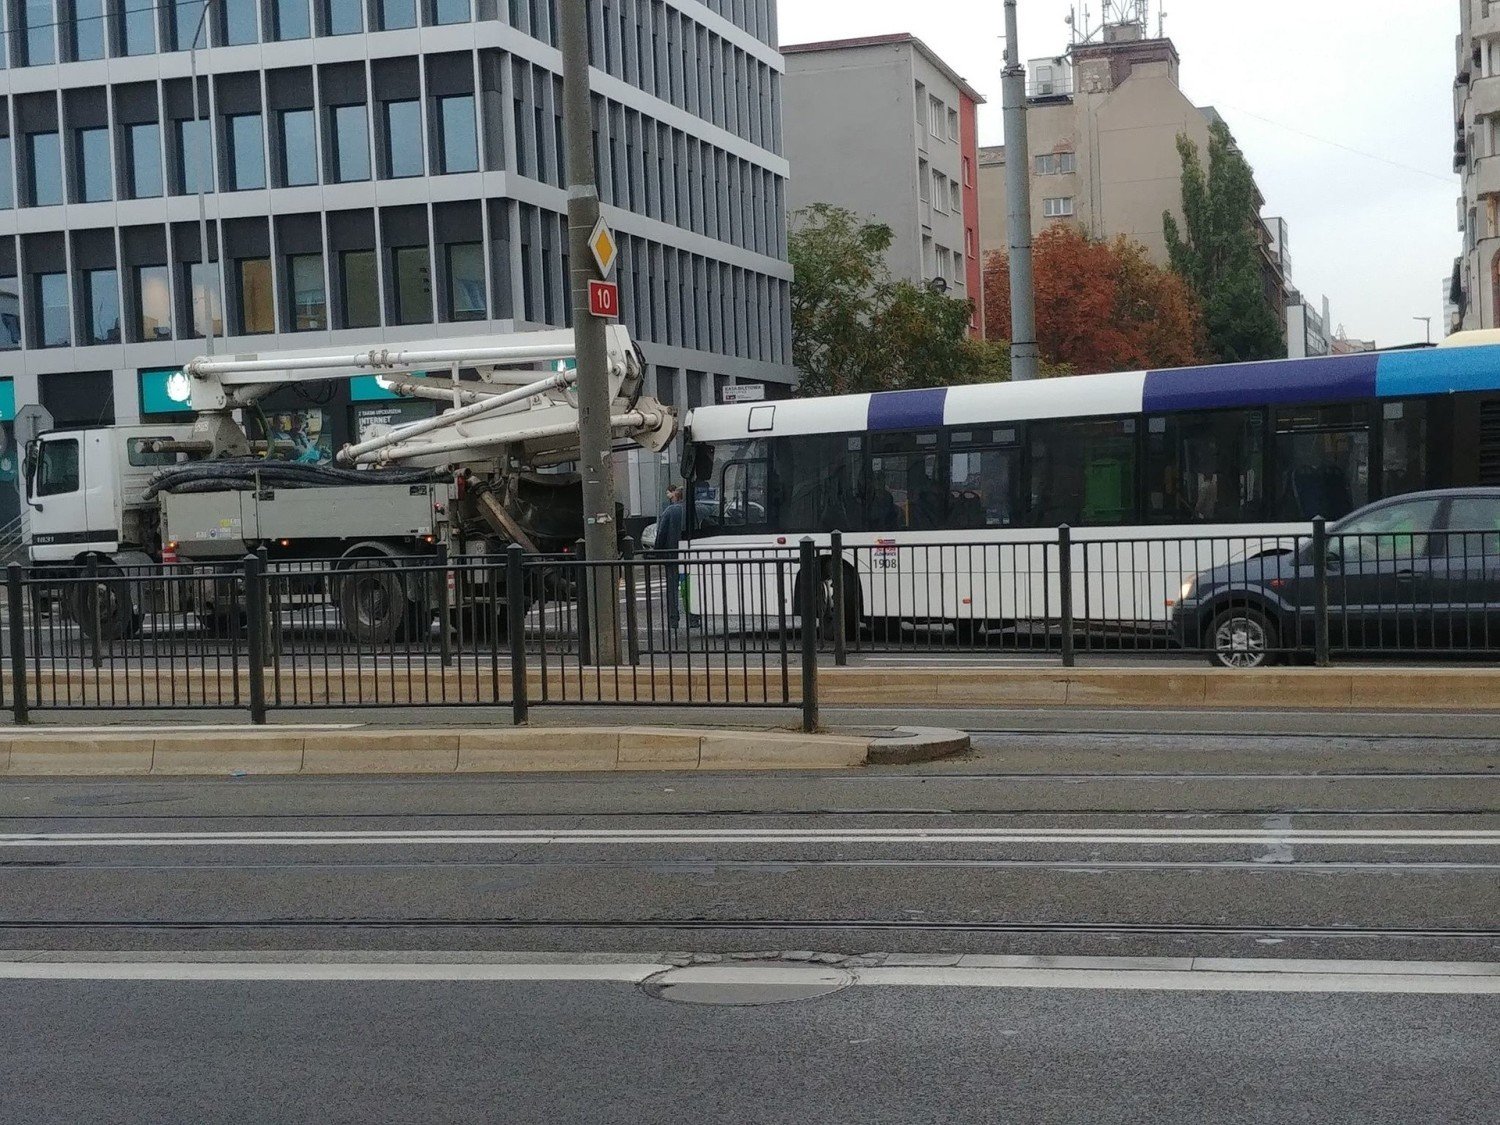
[
  {"x1": 188, "y1": 0, "x2": 223, "y2": 355},
  {"x1": 1413, "y1": 316, "x2": 1433, "y2": 346}
]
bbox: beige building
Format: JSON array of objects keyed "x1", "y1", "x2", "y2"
[
  {"x1": 1453, "y1": 0, "x2": 1500, "y2": 332},
  {"x1": 978, "y1": 26, "x2": 1214, "y2": 266},
  {"x1": 978, "y1": 21, "x2": 1285, "y2": 344}
]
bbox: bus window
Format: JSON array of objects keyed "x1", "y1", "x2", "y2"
[
  {"x1": 1275, "y1": 405, "x2": 1370, "y2": 521},
  {"x1": 1145, "y1": 410, "x2": 1264, "y2": 524},
  {"x1": 769, "y1": 433, "x2": 863, "y2": 533},
  {"x1": 1381, "y1": 400, "x2": 1429, "y2": 498},
  {"x1": 948, "y1": 446, "x2": 1019, "y2": 529},
  {"x1": 706, "y1": 438, "x2": 768, "y2": 530},
  {"x1": 871, "y1": 433, "x2": 943, "y2": 531},
  {"x1": 1029, "y1": 418, "x2": 1138, "y2": 527}
]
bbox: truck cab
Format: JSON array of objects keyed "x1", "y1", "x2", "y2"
[{"x1": 25, "y1": 425, "x2": 198, "y2": 566}]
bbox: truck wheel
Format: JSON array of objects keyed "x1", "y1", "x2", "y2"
[
  {"x1": 68, "y1": 566, "x2": 140, "y2": 644},
  {"x1": 339, "y1": 559, "x2": 414, "y2": 645}
]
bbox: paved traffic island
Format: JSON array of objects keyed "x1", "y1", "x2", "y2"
[{"x1": 0, "y1": 725, "x2": 968, "y2": 776}]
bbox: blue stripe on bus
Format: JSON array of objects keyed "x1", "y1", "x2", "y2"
[
  {"x1": 1375, "y1": 347, "x2": 1500, "y2": 398},
  {"x1": 867, "y1": 387, "x2": 948, "y2": 432},
  {"x1": 1141, "y1": 354, "x2": 1377, "y2": 414}
]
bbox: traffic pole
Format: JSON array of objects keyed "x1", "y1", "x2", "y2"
[
  {"x1": 1002, "y1": 0, "x2": 1039, "y2": 382},
  {"x1": 561, "y1": 0, "x2": 622, "y2": 665}
]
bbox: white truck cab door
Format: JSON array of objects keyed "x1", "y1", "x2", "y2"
[{"x1": 27, "y1": 433, "x2": 113, "y2": 563}]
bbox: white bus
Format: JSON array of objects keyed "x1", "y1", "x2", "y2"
[{"x1": 678, "y1": 335, "x2": 1500, "y2": 644}]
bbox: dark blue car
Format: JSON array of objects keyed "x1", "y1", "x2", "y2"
[{"x1": 1172, "y1": 489, "x2": 1500, "y2": 668}]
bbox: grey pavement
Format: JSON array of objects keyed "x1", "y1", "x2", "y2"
[
  {"x1": 2, "y1": 731, "x2": 1496, "y2": 1122},
  {"x1": 3, "y1": 977, "x2": 1495, "y2": 1125}
]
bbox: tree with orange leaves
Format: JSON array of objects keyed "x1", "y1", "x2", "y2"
[{"x1": 985, "y1": 225, "x2": 1206, "y2": 375}]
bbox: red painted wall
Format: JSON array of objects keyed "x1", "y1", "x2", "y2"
[{"x1": 959, "y1": 92, "x2": 983, "y2": 339}]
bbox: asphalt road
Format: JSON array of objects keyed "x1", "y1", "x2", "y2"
[{"x1": 2, "y1": 733, "x2": 1496, "y2": 1122}]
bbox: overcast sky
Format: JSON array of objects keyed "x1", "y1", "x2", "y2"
[{"x1": 778, "y1": 0, "x2": 1457, "y2": 346}]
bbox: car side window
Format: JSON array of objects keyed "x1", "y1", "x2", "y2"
[
  {"x1": 1442, "y1": 496, "x2": 1500, "y2": 560},
  {"x1": 1333, "y1": 498, "x2": 1442, "y2": 564}
]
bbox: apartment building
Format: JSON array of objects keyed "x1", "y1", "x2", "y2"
[
  {"x1": 0, "y1": 0, "x2": 795, "y2": 520},
  {"x1": 977, "y1": 20, "x2": 1285, "y2": 349},
  {"x1": 781, "y1": 34, "x2": 983, "y2": 334},
  {"x1": 1453, "y1": 0, "x2": 1500, "y2": 331}
]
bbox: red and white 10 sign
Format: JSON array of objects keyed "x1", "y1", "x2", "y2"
[{"x1": 588, "y1": 280, "x2": 619, "y2": 319}]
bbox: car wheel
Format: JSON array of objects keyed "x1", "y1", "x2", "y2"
[{"x1": 1207, "y1": 608, "x2": 1278, "y2": 669}]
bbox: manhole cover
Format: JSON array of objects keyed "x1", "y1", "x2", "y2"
[{"x1": 645, "y1": 965, "x2": 853, "y2": 1007}]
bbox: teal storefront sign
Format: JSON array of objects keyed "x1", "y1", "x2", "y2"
[
  {"x1": 138, "y1": 368, "x2": 192, "y2": 417},
  {"x1": 351, "y1": 372, "x2": 429, "y2": 402}
]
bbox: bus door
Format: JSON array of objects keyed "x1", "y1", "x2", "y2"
[
  {"x1": 868, "y1": 431, "x2": 944, "y2": 620},
  {"x1": 948, "y1": 427, "x2": 1032, "y2": 624}
]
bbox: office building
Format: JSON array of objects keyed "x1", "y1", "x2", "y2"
[
  {"x1": 781, "y1": 34, "x2": 983, "y2": 335},
  {"x1": 1454, "y1": 0, "x2": 1500, "y2": 331},
  {"x1": 0, "y1": 0, "x2": 795, "y2": 521}
]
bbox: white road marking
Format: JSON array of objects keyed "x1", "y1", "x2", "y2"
[
  {"x1": 2, "y1": 828, "x2": 1498, "y2": 849},
  {"x1": 0, "y1": 954, "x2": 1496, "y2": 994}
]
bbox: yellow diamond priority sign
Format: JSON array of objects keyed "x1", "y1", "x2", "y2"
[{"x1": 589, "y1": 217, "x2": 618, "y2": 279}]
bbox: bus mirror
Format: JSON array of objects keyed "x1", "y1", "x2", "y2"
[{"x1": 690, "y1": 444, "x2": 714, "y2": 483}]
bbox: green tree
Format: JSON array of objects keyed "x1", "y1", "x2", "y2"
[
  {"x1": 1163, "y1": 121, "x2": 1284, "y2": 364},
  {"x1": 789, "y1": 204, "x2": 1007, "y2": 396}
]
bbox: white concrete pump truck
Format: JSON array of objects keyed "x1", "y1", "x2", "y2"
[{"x1": 21, "y1": 327, "x2": 676, "y2": 643}]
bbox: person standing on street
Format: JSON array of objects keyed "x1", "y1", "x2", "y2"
[{"x1": 654, "y1": 486, "x2": 686, "y2": 631}]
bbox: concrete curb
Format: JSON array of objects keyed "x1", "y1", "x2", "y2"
[
  {"x1": 866, "y1": 726, "x2": 972, "y2": 766},
  {"x1": 0, "y1": 725, "x2": 969, "y2": 777},
  {"x1": 818, "y1": 667, "x2": 1500, "y2": 712}
]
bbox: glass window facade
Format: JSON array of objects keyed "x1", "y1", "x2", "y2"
[
  {"x1": 187, "y1": 262, "x2": 223, "y2": 338},
  {"x1": 237, "y1": 258, "x2": 275, "y2": 334},
  {"x1": 393, "y1": 246, "x2": 431, "y2": 324},
  {"x1": 331, "y1": 105, "x2": 370, "y2": 182},
  {"x1": 325, "y1": 0, "x2": 362, "y2": 34},
  {"x1": 280, "y1": 109, "x2": 317, "y2": 186},
  {"x1": 438, "y1": 95, "x2": 478, "y2": 174},
  {"x1": 288, "y1": 253, "x2": 325, "y2": 330},
  {"x1": 35, "y1": 273, "x2": 69, "y2": 348},
  {"x1": 173, "y1": 0, "x2": 207, "y2": 49},
  {"x1": 228, "y1": 114, "x2": 265, "y2": 190},
  {"x1": 222, "y1": 0, "x2": 258, "y2": 44},
  {"x1": 77, "y1": 127, "x2": 112, "y2": 203},
  {"x1": 72, "y1": 0, "x2": 106, "y2": 60},
  {"x1": 273, "y1": 0, "x2": 311, "y2": 39},
  {"x1": 134, "y1": 264, "x2": 172, "y2": 341},
  {"x1": 0, "y1": 138, "x2": 13, "y2": 209},
  {"x1": 83, "y1": 268, "x2": 120, "y2": 345},
  {"x1": 0, "y1": 277, "x2": 18, "y2": 349},
  {"x1": 123, "y1": 0, "x2": 157, "y2": 54},
  {"x1": 340, "y1": 250, "x2": 379, "y2": 328},
  {"x1": 176, "y1": 118, "x2": 210, "y2": 194},
  {"x1": 432, "y1": 0, "x2": 468, "y2": 24},
  {"x1": 127, "y1": 123, "x2": 162, "y2": 198},
  {"x1": 27, "y1": 132, "x2": 61, "y2": 206},
  {"x1": 384, "y1": 101, "x2": 423, "y2": 178},
  {"x1": 445, "y1": 243, "x2": 484, "y2": 321},
  {"x1": 379, "y1": 0, "x2": 416, "y2": 29},
  {"x1": 23, "y1": 0, "x2": 54, "y2": 65}
]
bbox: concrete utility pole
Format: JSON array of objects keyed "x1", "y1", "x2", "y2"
[
  {"x1": 1002, "y1": 0, "x2": 1040, "y2": 382},
  {"x1": 560, "y1": 0, "x2": 622, "y2": 664},
  {"x1": 188, "y1": 0, "x2": 222, "y2": 355}
]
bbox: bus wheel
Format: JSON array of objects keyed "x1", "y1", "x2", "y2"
[{"x1": 810, "y1": 564, "x2": 859, "y2": 641}]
